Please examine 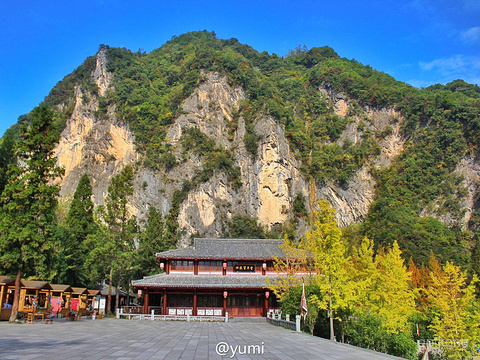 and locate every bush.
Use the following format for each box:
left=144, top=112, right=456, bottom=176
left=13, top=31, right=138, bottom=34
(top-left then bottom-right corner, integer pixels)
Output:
left=345, top=313, right=417, bottom=360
